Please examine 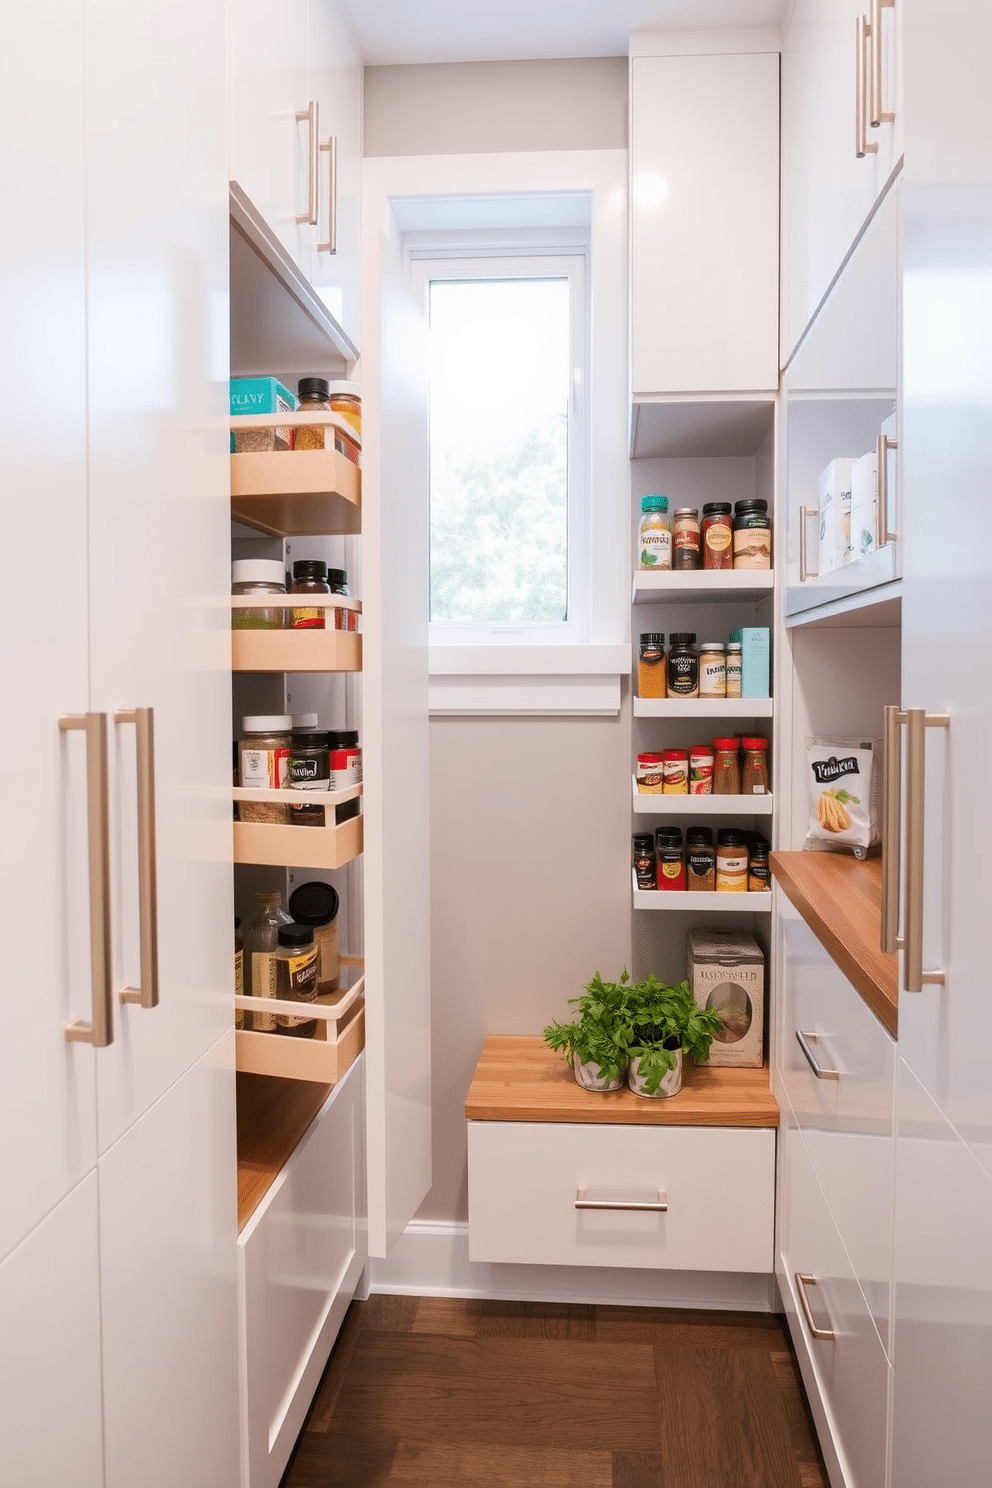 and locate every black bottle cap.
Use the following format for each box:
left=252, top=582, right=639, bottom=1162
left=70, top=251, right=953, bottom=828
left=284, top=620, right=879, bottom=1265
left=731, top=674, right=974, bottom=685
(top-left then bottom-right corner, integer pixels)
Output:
left=669, top=633, right=697, bottom=646
left=277, top=923, right=315, bottom=948
left=734, top=499, right=769, bottom=515
left=288, top=881, right=340, bottom=927
left=702, top=502, right=732, bottom=515
left=297, top=377, right=330, bottom=399
left=292, top=559, right=328, bottom=580
left=327, top=730, right=359, bottom=749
